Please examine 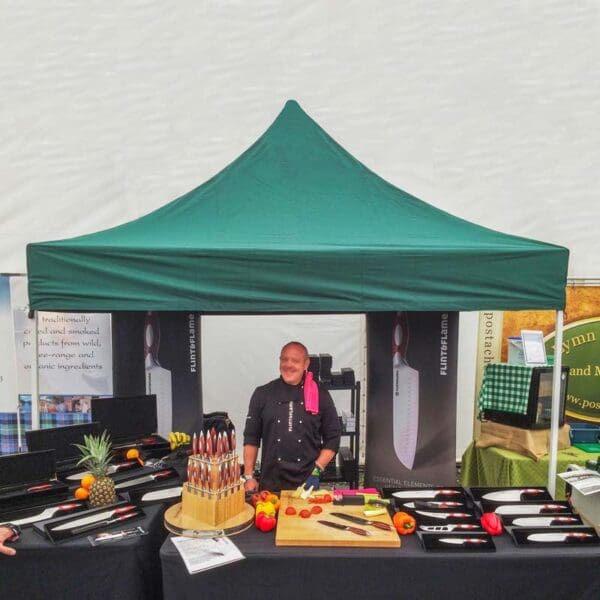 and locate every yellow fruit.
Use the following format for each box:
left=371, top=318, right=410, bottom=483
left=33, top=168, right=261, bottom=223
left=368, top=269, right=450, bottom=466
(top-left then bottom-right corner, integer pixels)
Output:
left=81, top=474, right=96, bottom=490
left=126, top=448, right=140, bottom=460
